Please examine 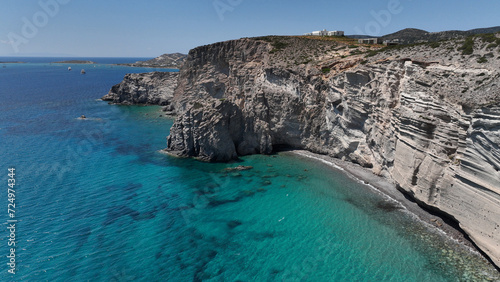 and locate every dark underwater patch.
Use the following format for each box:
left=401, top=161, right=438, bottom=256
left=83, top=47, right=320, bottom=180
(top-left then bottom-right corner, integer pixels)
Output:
left=125, top=193, right=138, bottom=200
left=72, top=226, right=92, bottom=253
left=193, top=249, right=219, bottom=282
left=124, top=183, right=143, bottom=192
left=227, top=220, right=243, bottom=229
left=103, top=205, right=140, bottom=226
left=375, top=200, right=402, bottom=212
left=253, top=231, right=275, bottom=241
left=207, top=197, right=241, bottom=208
